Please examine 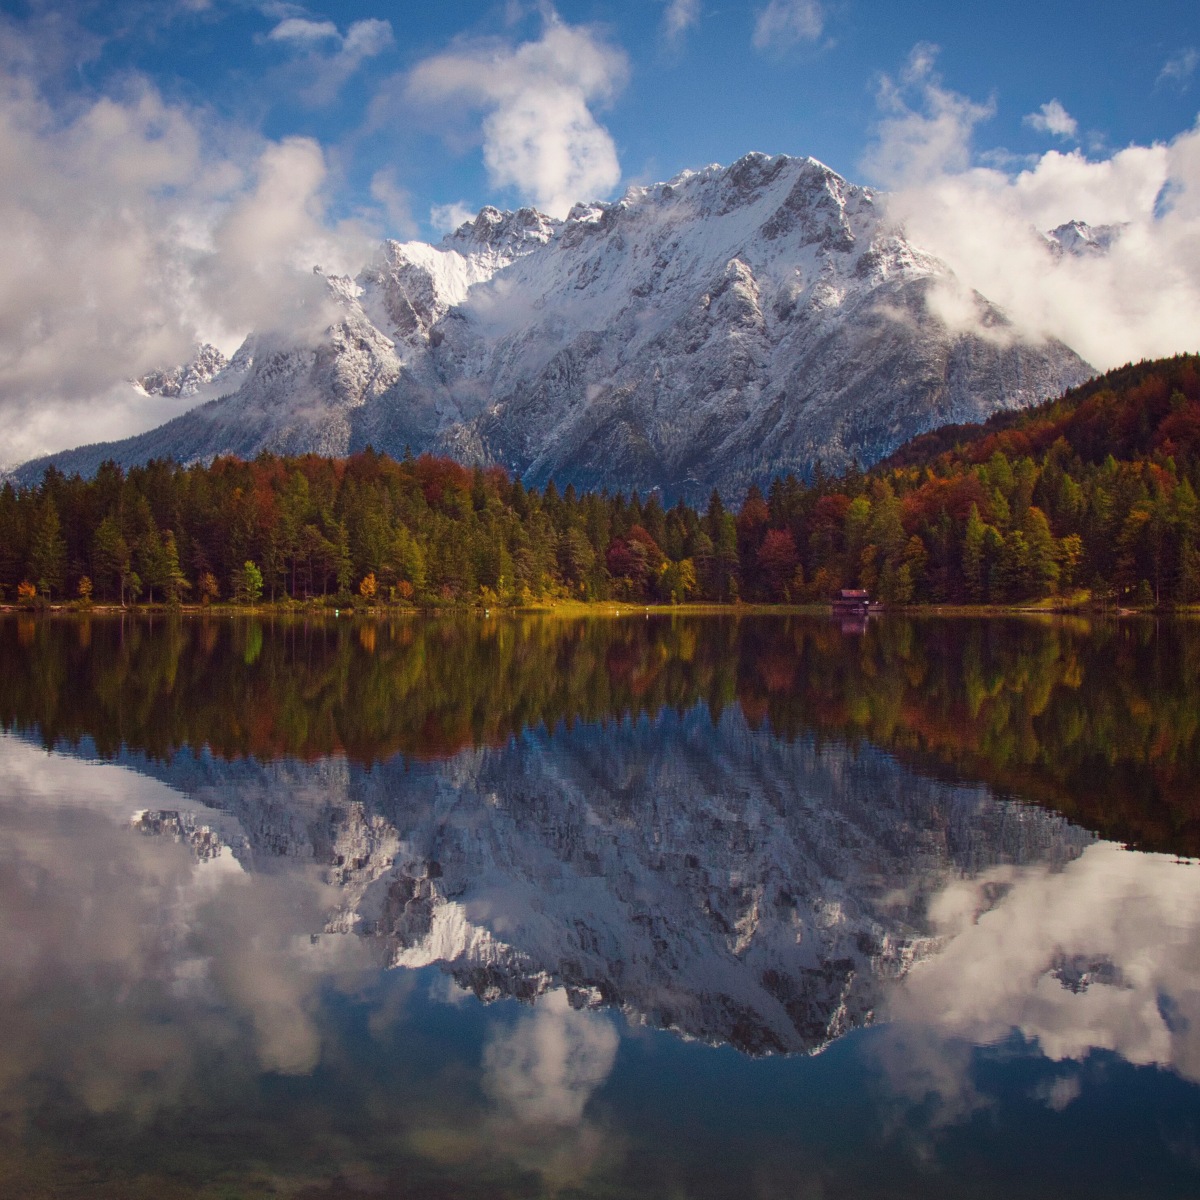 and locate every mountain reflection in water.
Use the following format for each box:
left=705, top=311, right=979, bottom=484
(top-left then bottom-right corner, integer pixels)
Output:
left=1, top=612, right=1199, bottom=1198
